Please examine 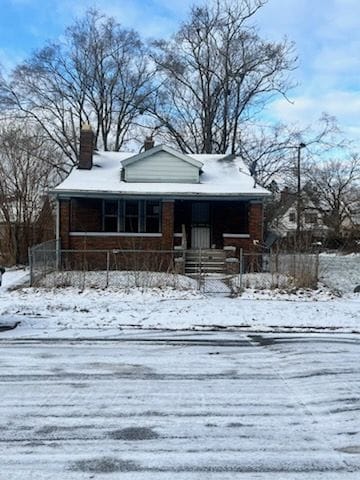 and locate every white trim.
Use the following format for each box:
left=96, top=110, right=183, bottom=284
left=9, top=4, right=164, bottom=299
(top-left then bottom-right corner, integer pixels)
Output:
left=174, top=233, right=183, bottom=238
left=69, top=232, right=162, bottom=238
left=54, top=190, right=270, bottom=199
left=222, top=233, right=250, bottom=238
left=121, top=144, right=203, bottom=169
